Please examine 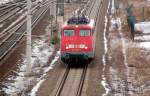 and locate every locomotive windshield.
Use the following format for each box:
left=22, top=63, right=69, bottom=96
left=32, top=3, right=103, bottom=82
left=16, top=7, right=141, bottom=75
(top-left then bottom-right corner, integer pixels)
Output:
left=79, top=30, right=90, bottom=36
left=64, top=30, right=75, bottom=36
